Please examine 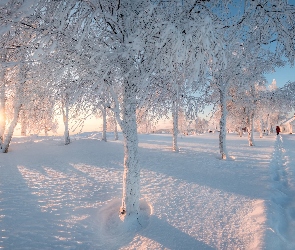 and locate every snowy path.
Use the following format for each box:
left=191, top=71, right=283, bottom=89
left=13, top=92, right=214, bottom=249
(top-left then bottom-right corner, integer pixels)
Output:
left=266, top=134, right=295, bottom=250
left=0, top=132, right=293, bottom=249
